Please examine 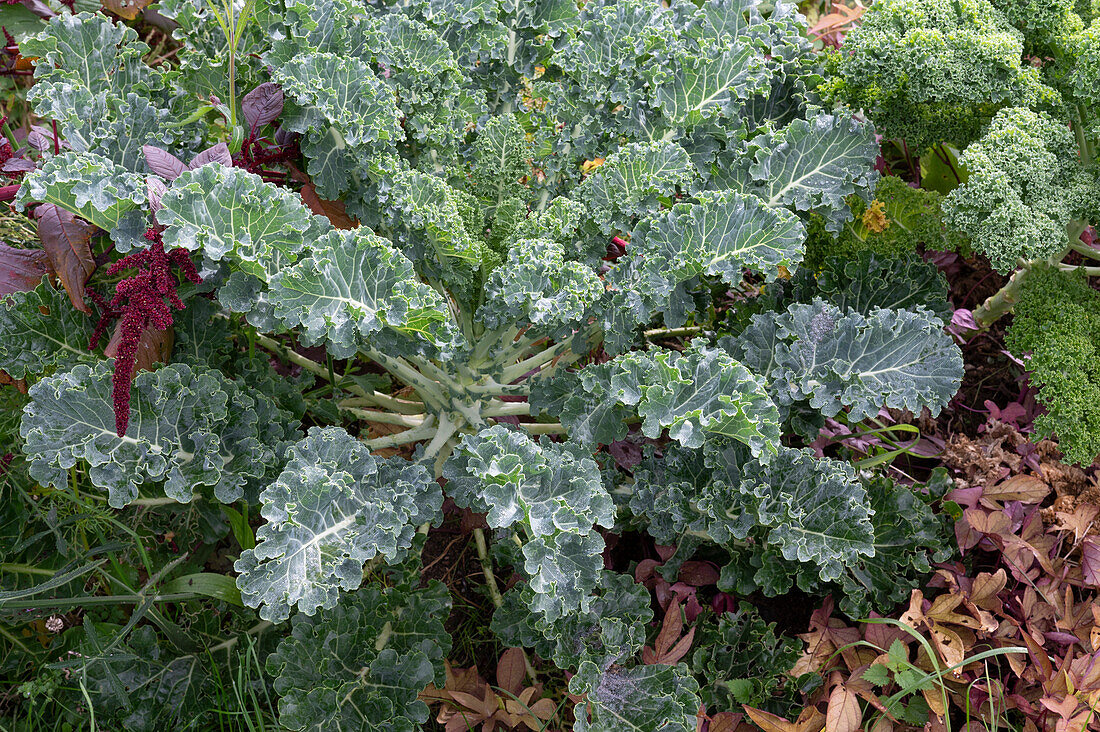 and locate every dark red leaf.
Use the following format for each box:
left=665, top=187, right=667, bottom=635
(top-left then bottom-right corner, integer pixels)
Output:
left=105, top=318, right=173, bottom=373
left=300, top=183, right=357, bottom=229
left=242, top=82, right=284, bottom=130
left=190, top=143, right=232, bottom=169
left=678, top=561, right=720, bottom=587
left=0, top=242, right=51, bottom=297
left=143, top=145, right=188, bottom=181
left=147, top=177, right=168, bottom=216
left=34, top=203, right=95, bottom=313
